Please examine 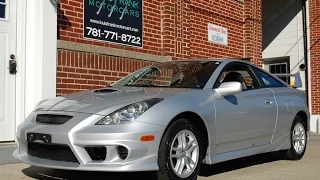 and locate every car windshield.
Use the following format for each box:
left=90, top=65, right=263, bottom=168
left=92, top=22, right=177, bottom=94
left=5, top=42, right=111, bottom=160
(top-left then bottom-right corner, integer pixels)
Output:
left=111, top=61, right=221, bottom=89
